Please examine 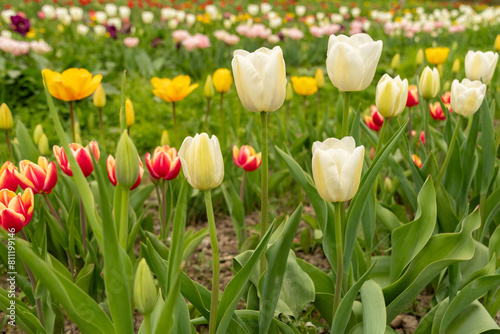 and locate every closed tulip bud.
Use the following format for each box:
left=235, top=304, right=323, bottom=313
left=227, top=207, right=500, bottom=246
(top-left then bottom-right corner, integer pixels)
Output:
left=326, top=34, right=383, bottom=92
left=419, top=131, right=425, bottom=146
left=375, top=74, right=408, bottom=118
left=33, top=124, right=43, bottom=145
left=415, top=48, right=424, bottom=66
left=391, top=53, right=400, bottom=70
left=17, top=157, right=57, bottom=194
left=0, top=161, right=20, bottom=192
left=231, top=46, right=286, bottom=112
left=450, top=79, right=486, bottom=117
left=145, top=146, right=181, bottom=181
left=291, top=76, right=318, bottom=96
left=161, top=130, right=170, bottom=146
left=134, top=259, right=156, bottom=315
left=53, top=141, right=100, bottom=177
left=38, top=134, right=49, bottom=155
left=115, top=130, right=140, bottom=189
left=285, top=82, right=293, bottom=102
left=121, top=98, right=135, bottom=127
left=495, top=35, right=500, bottom=51
left=315, top=68, right=324, bottom=89
left=370, top=105, right=384, bottom=126
left=464, top=51, right=498, bottom=84
left=412, top=154, right=422, bottom=169
left=312, top=137, right=365, bottom=202
left=418, top=66, right=440, bottom=99
left=107, top=154, right=143, bottom=190
left=406, top=85, right=419, bottom=108
left=384, top=177, right=393, bottom=193
left=0, top=188, right=34, bottom=233
left=429, top=102, right=446, bottom=121
left=178, top=133, right=224, bottom=191
left=204, top=75, right=215, bottom=99
left=93, top=84, right=106, bottom=108
left=212, top=68, right=233, bottom=93
left=452, top=58, right=460, bottom=73
left=0, top=103, right=13, bottom=130
left=233, top=145, right=262, bottom=172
